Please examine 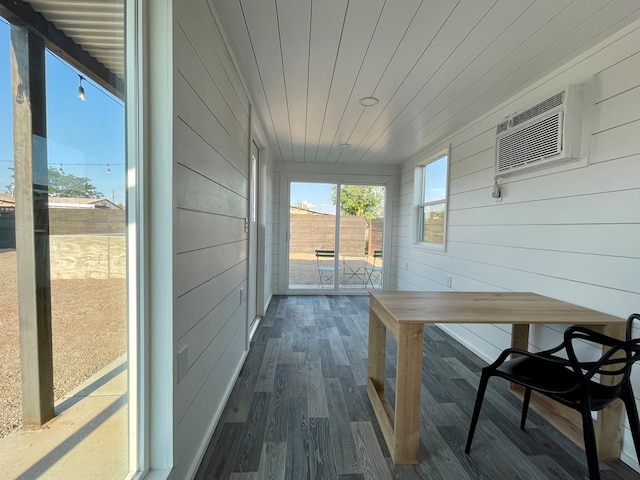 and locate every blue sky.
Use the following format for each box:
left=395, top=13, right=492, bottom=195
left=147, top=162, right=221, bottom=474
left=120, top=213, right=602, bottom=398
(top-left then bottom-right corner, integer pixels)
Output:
left=424, top=156, right=448, bottom=202
left=290, top=182, right=337, bottom=214
left=290, top=182, right=389, bottom=215
left=0, top=20, right=125, bottom=204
